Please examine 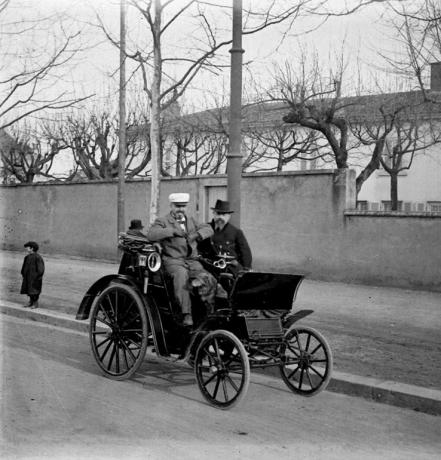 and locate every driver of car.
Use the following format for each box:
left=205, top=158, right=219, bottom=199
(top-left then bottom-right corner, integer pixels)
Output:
left=146, top=193, right=215, bottom=326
